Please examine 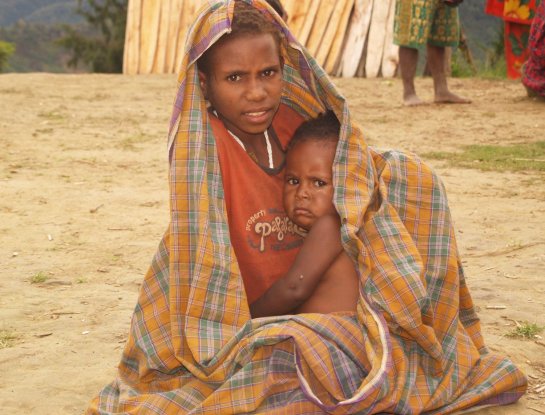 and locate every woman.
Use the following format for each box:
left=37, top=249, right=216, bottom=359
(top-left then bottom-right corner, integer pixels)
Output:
left=87, top=1, right=526, bottom=413
left=522, top=0, right=545, bottom=98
